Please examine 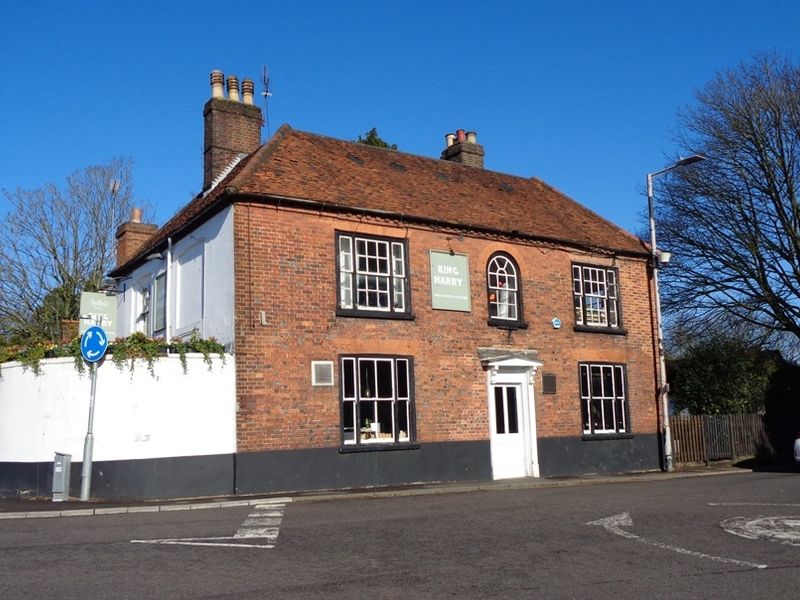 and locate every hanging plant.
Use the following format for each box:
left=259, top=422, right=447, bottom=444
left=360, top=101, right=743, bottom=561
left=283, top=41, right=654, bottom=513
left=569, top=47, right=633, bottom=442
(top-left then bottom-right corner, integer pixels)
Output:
left=109, top=332, right=162, bottom=377
left=169, top=329, right=226, bottom=373
left=0, top=340, right=81, bottom=378
left=15, top=343, right=50, bottom=376
left=0, top=331, right=226, bottom=378
left=49, top=336, right=86, bottom=374
left=0, top=345, right=15, bottom=378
